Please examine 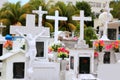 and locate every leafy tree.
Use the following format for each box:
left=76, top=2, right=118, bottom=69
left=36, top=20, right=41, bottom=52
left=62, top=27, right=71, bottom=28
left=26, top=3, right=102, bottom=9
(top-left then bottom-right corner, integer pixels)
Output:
left=84, top=27, right=97, bottom=47
left=0, top=2, right=27, bottom=35
left=76, top=1, right=94, bottom=27
left=76, top=1, right=91, bottom=16
left=110, top=1, right=120, bottom=19
left=46, top=1, right=78, bottom=33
